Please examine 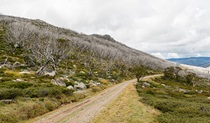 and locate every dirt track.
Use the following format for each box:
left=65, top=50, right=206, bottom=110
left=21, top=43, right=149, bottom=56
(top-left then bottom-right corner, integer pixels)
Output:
left=32, top=79, right=136, bottom=123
